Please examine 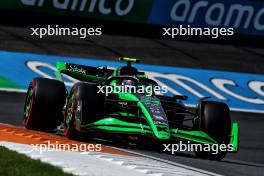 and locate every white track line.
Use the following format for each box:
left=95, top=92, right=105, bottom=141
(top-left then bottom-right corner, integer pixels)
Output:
left=0, top=88, right=27, bottom=93
left=110, top=146, right=222, bottom=176
left=0, top=142, right=220, bottom=176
